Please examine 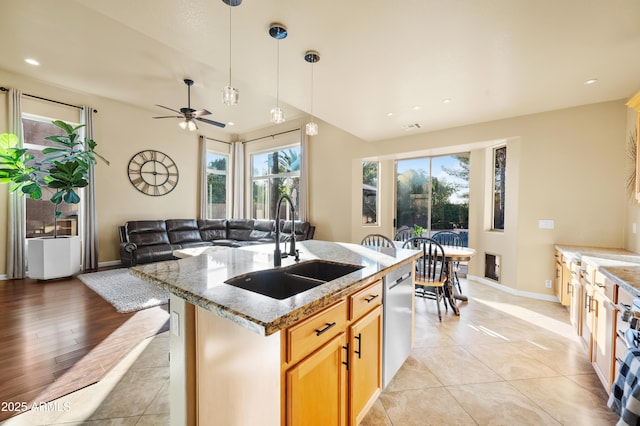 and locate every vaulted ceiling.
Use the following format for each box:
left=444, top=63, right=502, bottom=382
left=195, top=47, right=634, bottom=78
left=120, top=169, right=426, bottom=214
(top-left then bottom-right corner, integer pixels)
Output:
left=2, top=0, right=640, bottom=141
